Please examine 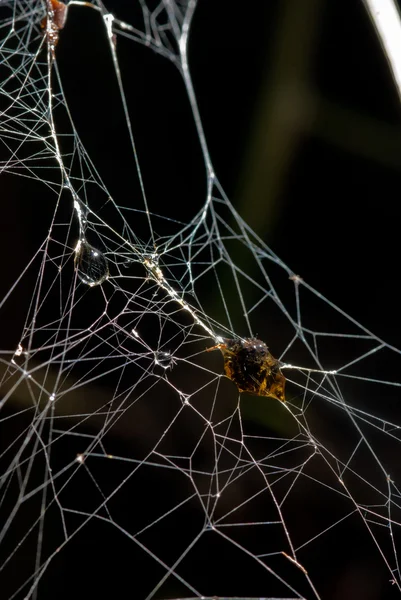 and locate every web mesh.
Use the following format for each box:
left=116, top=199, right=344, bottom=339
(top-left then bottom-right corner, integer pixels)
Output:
left=1, top=1, right=401, bottom=599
